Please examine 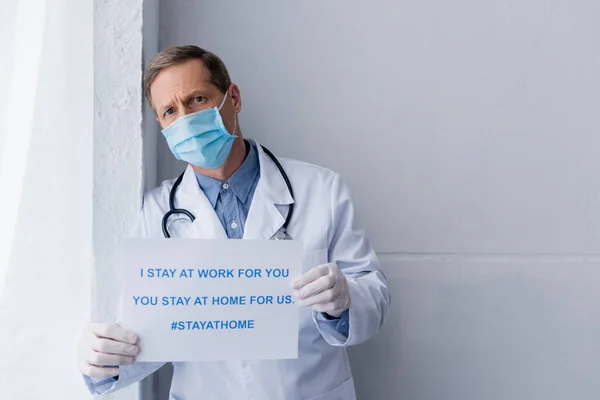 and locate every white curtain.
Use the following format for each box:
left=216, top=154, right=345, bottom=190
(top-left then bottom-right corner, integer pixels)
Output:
left=0, top=0, right=93, bottom=398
